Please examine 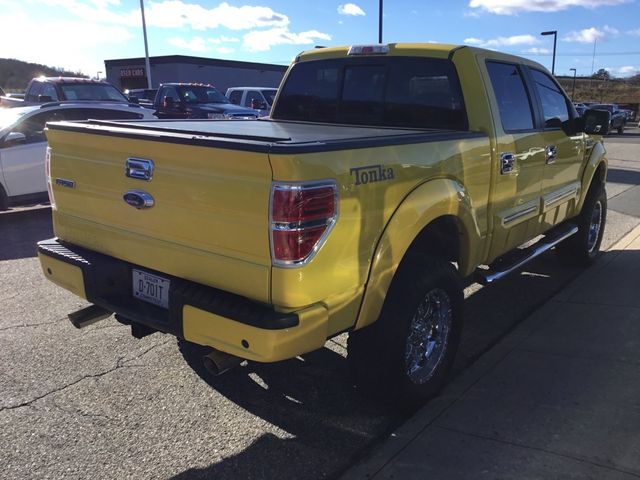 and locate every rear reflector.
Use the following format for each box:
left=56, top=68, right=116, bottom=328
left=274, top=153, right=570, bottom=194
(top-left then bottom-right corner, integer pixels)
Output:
left=270, top=181, right=338, bottom=266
